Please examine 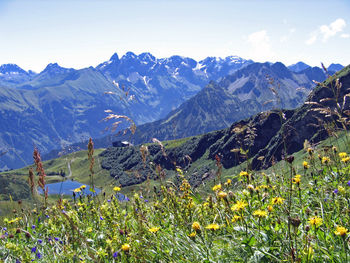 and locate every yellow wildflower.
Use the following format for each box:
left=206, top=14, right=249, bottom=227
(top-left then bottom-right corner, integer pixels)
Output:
left=217, top=191, right=227, bottom=199
left=307, top=147, right=313, bottom=155
left=205, top=224, right=220, bottom=231
left=271, top=197, right=285, bottom=205
left=308, top=216, right=323, bottom=227
left=225, top=179, right=232, bottom=185
left=113, top=186, right=121, bottom=192
left=342, top=157, right=350, bottom=163
left=212, top=184, right=222, bottom=191
left=239, top=171, right=249, bottom=177
left=335, top=226, right=348, bottom=237
left=188, top=232, right=196, bottom=238
left=292, top=174, right=301, bottom=184
left=231, top=215, right=242, bottom=223
left=192, top=222, right=201, bottom=231
left=267, top=205, right=274, bottom=212
left=73, top=188, right=81, bottom=193
left=253, top=209, right=268, bottom=218
left=259, top=184, right=269, bottom=190
left=339, top=152, right=348, bottom=158
left=303, top=161, right=309, bottom=169
left=148, top=227, right=160, bottom=233
left=80, top=185, right=86, bottom=189
left=121, top=243, right=130, bottom=252
left=231, top=200, right=248, bottom=212
left=322, top=156, right=330, bottom=164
